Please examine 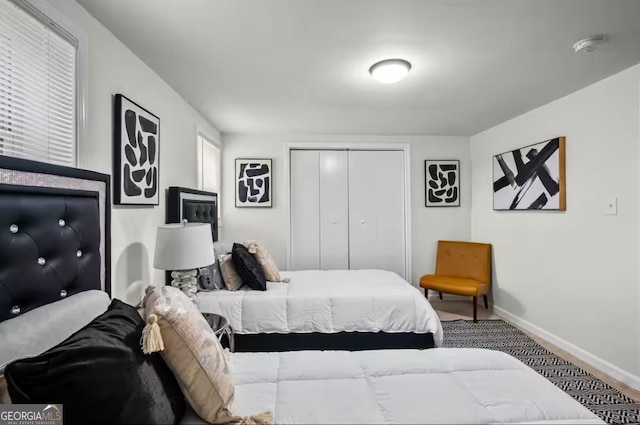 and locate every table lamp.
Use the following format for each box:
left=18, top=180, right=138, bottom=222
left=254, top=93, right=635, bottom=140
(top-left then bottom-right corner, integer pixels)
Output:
left=154, top=221, right=215, bottom=301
